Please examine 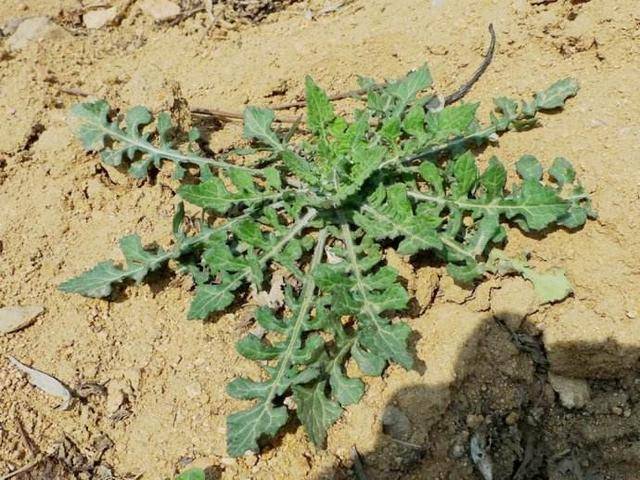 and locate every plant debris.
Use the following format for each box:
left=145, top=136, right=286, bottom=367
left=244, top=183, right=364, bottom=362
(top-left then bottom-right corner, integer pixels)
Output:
left=470, top=431, right=493, bottom=480
left=8, top=356, right=73, bottom=410
left=0, top=305, right=43, bottom=334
